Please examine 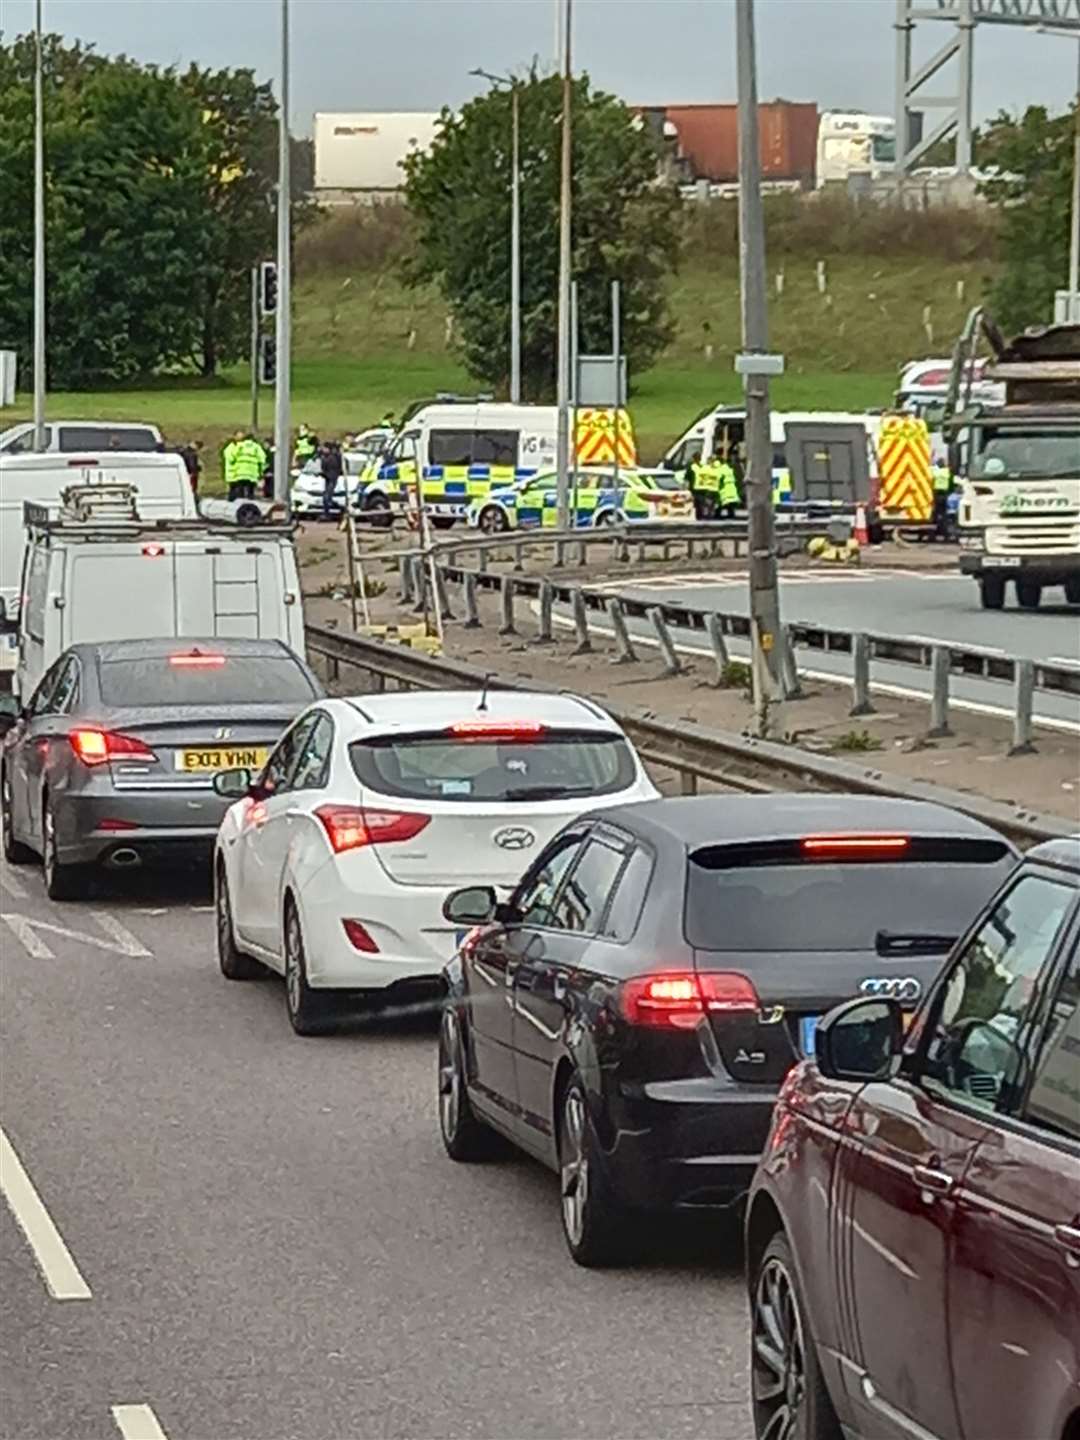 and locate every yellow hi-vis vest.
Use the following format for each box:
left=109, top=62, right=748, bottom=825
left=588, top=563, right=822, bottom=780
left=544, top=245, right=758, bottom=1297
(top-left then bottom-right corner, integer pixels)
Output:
left=694, top=460, right=721, bottom=493
left=932, top=464, right=952, bottom=493
left=717, top=463, right=739, bottom=506
left=232, top=439, right=265, bottom=484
